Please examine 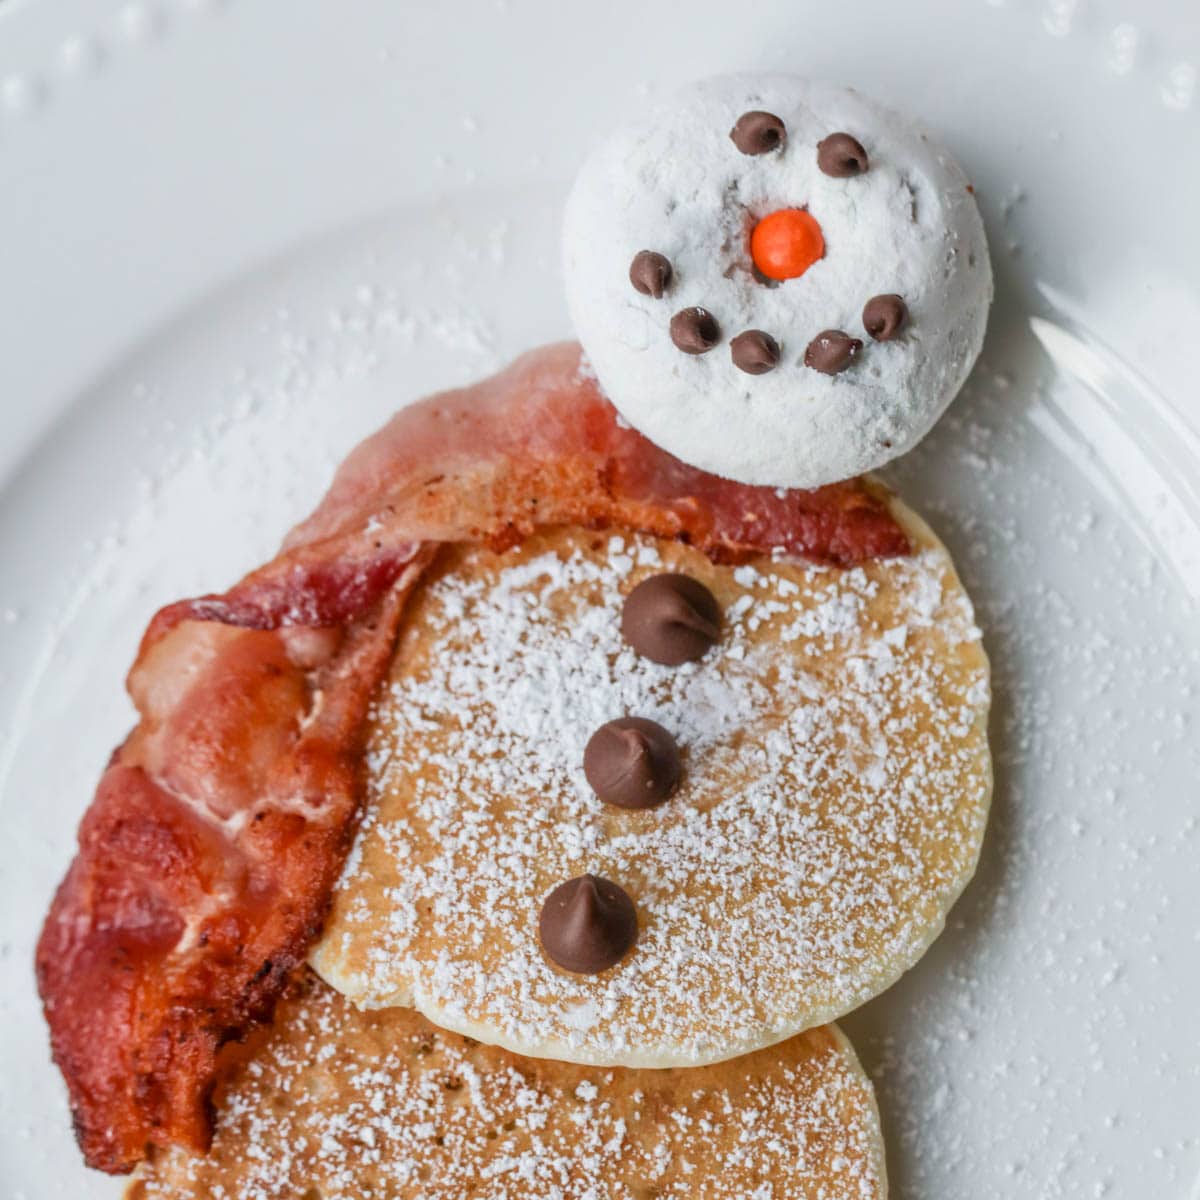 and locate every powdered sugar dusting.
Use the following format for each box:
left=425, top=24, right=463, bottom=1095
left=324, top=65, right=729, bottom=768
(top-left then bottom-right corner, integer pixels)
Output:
left=313, top=518, right=990, bottom=1065
left=130, top=973, right=885, bottom=1200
